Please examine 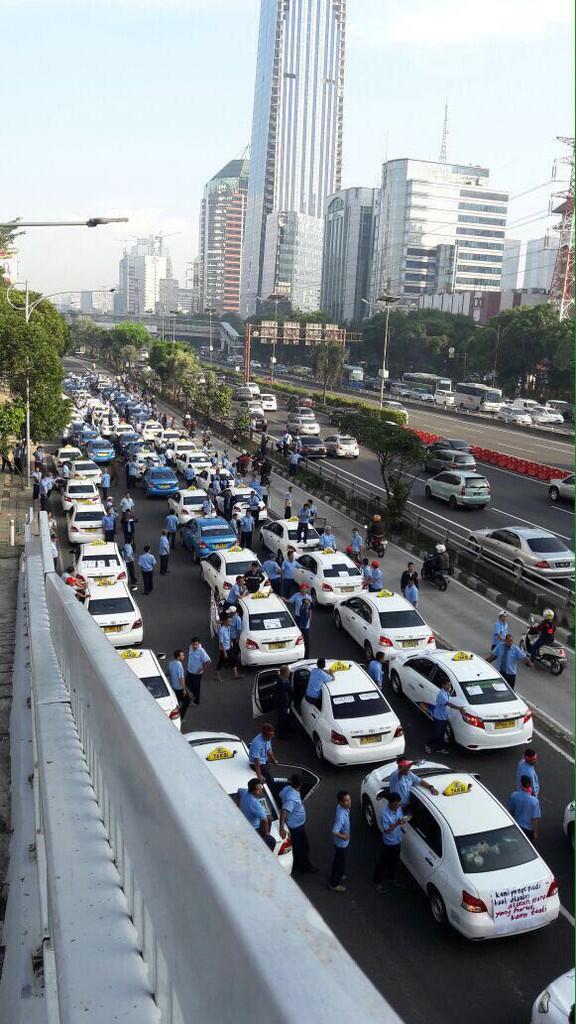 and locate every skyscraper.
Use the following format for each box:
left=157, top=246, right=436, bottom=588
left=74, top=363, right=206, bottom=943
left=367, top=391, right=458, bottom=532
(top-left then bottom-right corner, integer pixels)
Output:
left=320, top=187, right=376, bottom=322
left=240, top=0, right=346, bottom=316
left=117, top=236, right=172, bottom=315
left=524, top=234, right=559, bottom=291
left=198, top=157, right=249, bottom=314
